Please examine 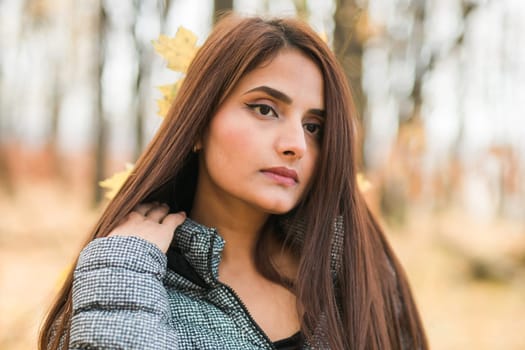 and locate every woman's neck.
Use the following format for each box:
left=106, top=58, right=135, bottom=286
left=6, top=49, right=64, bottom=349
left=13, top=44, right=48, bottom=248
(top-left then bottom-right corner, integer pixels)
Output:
left=190, top=191, right=269, bottom=266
